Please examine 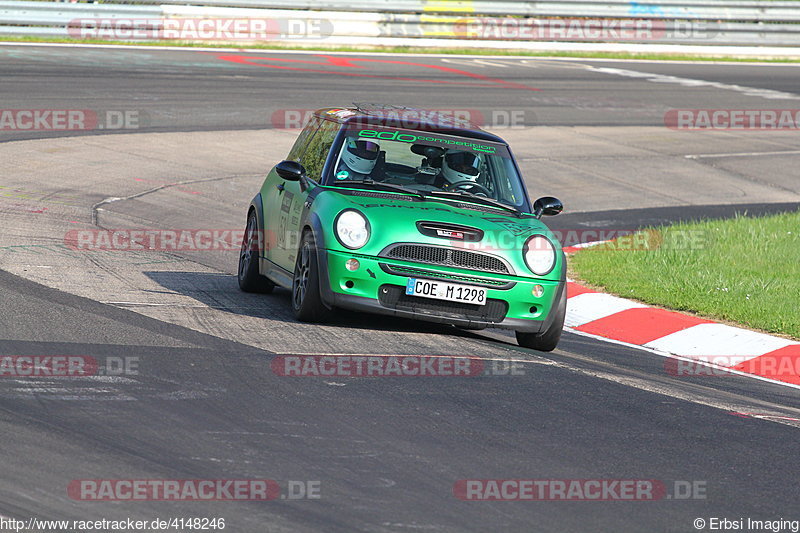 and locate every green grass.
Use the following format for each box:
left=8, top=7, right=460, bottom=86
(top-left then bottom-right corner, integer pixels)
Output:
left=2, top=35, right=800, bottom=62
left=570, top=211, right=800, bottom=339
